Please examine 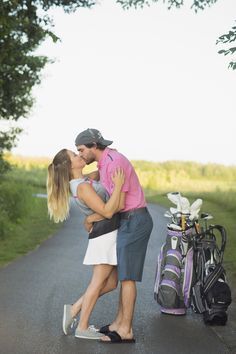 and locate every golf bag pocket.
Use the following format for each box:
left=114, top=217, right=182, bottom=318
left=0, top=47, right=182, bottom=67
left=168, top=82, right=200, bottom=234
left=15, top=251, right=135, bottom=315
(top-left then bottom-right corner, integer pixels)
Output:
left=207, top=279, right=232, bottom=308
left=166, top=250, right=182, bottom=267
left=159, top=248, right=182, bottom=307
left=163, top=265, right=181, bottom=281
left=203, top=273, right=232, bottom=325
left=192, top=281, right=205, bottom=314
left=158, top=279, right=180, bottom=308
